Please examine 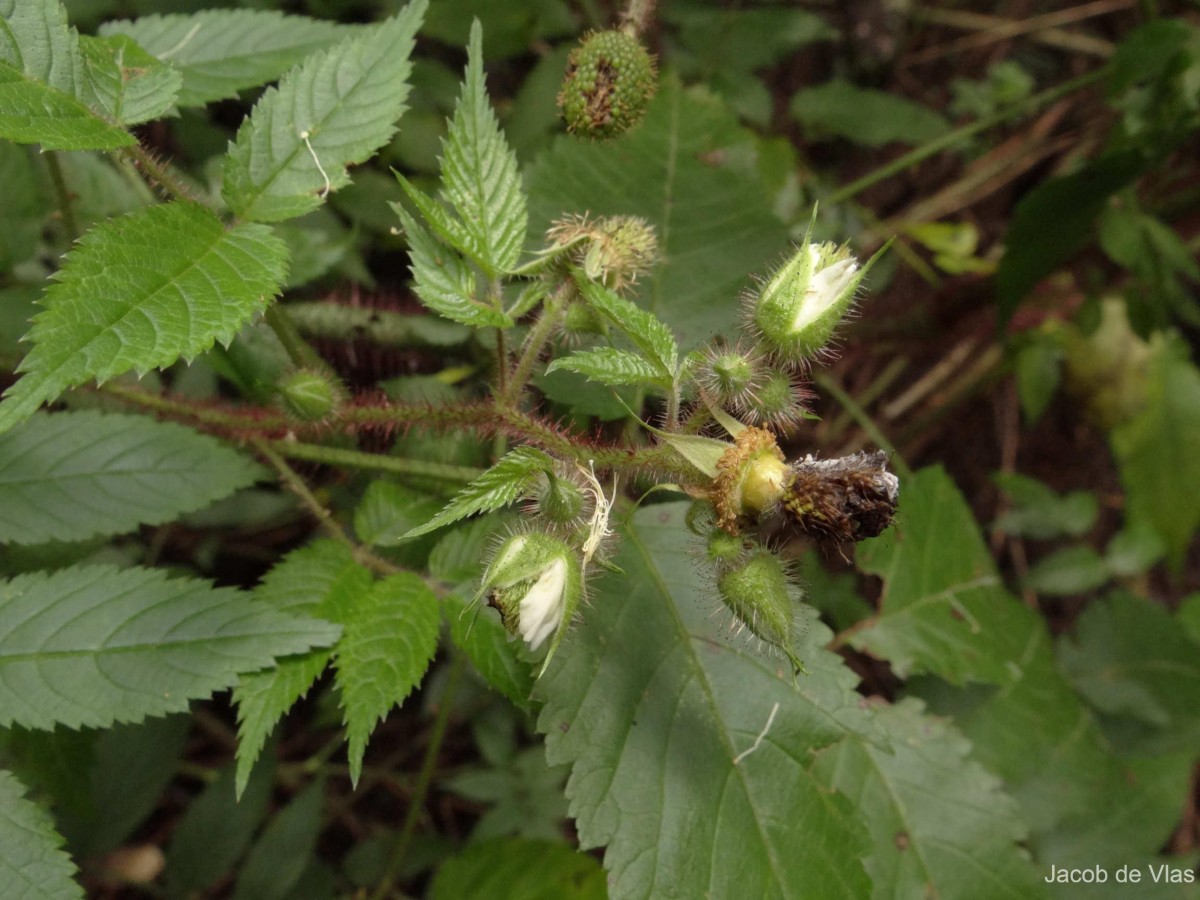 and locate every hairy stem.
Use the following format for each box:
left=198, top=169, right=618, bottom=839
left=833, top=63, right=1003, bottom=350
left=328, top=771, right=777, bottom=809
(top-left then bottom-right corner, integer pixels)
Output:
left=45, top=151, right=78, bottom=242
left=271, top=439, right=483, bottom=483
left=503, top=295, right=564, bottom=407
left=120, top=142, right=197, bottom=204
